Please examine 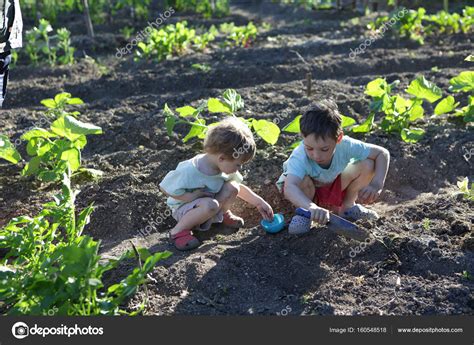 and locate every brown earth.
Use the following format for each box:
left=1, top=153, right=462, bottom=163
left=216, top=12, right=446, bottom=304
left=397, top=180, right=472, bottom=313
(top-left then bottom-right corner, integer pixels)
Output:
left=0, top=1, right=472, bottom=315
